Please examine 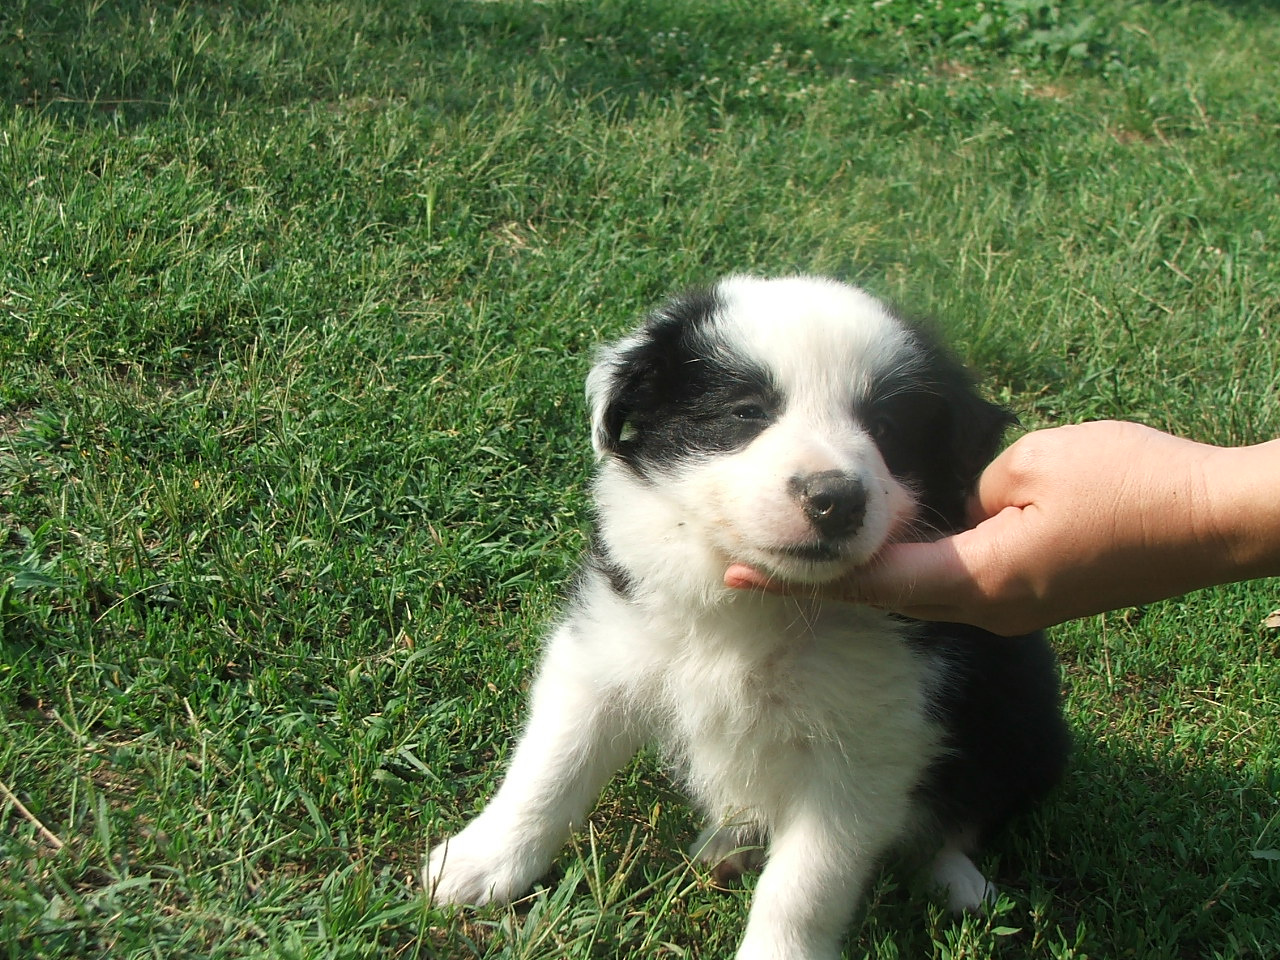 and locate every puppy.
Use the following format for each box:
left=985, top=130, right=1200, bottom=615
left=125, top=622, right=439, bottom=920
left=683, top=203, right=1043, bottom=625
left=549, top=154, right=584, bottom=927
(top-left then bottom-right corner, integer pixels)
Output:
left=424, top=275, right=1069, bottom=960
